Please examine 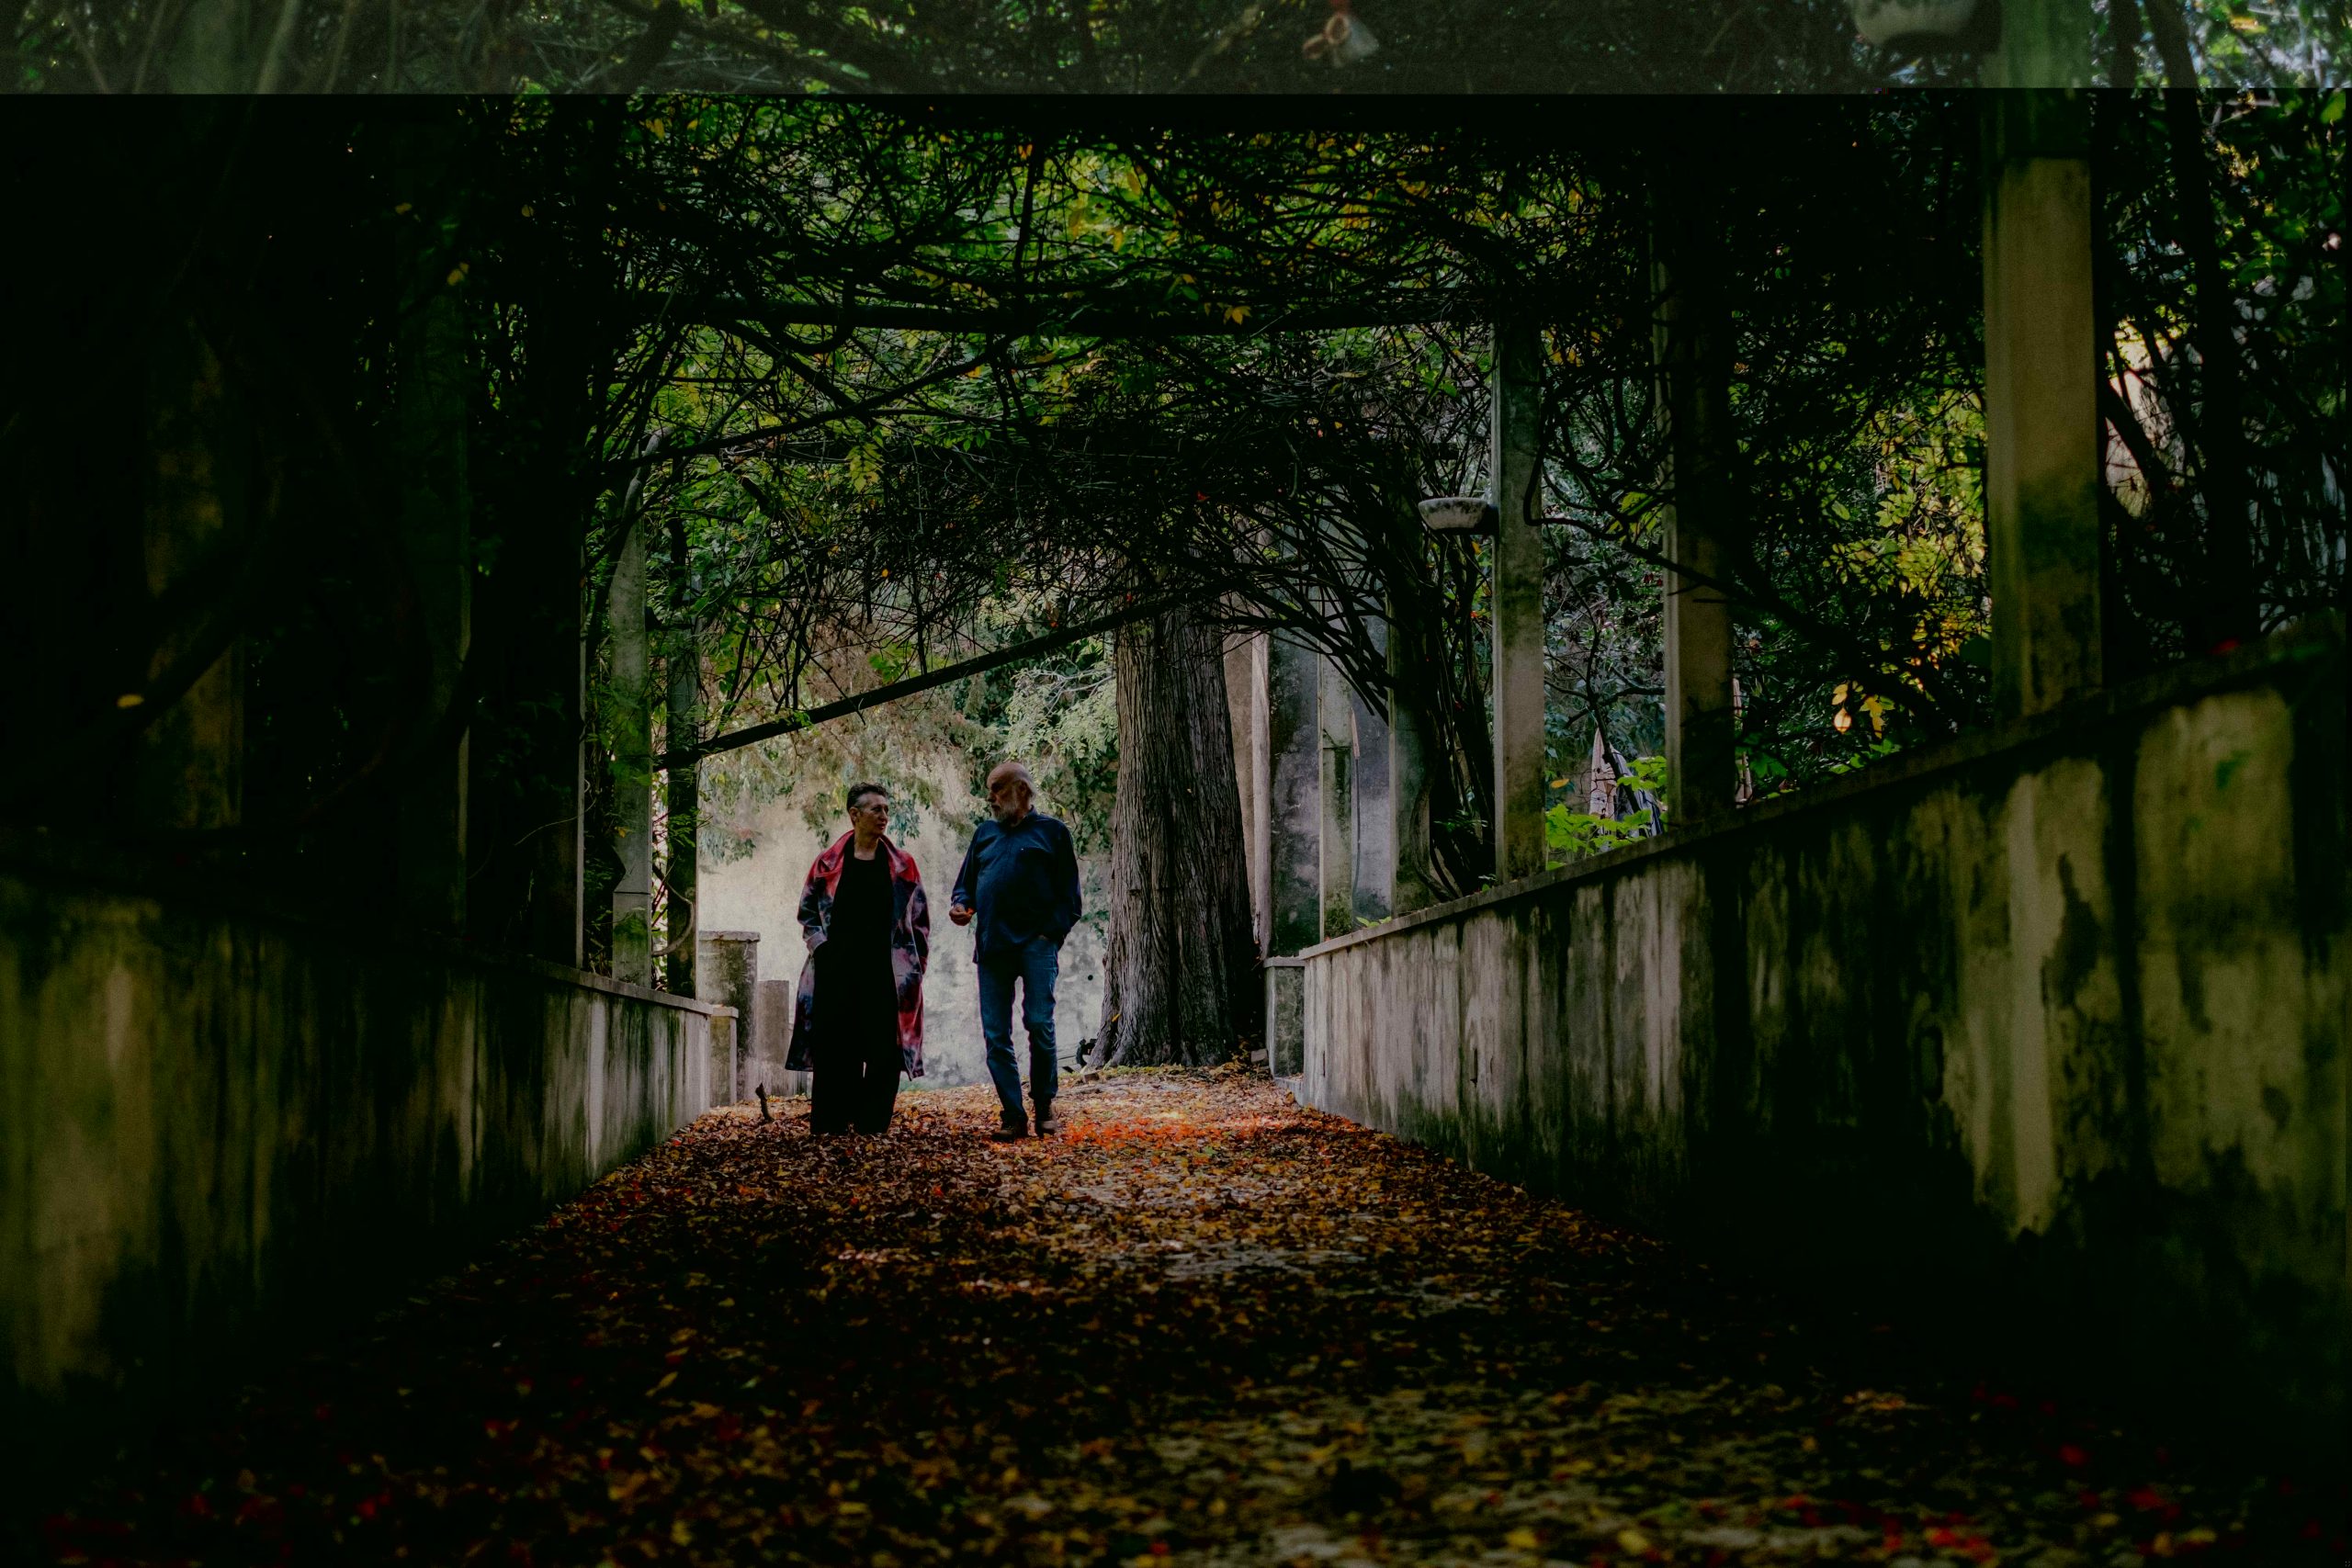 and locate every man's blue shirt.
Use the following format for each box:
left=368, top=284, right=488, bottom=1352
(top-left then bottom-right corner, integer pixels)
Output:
left=952, top=812, right=1082, bottom=960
